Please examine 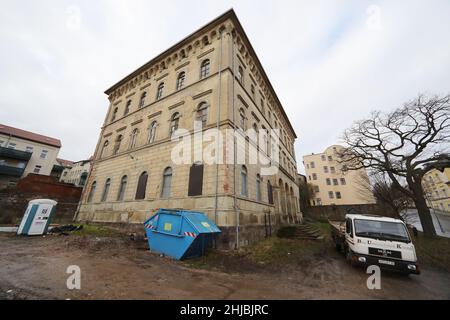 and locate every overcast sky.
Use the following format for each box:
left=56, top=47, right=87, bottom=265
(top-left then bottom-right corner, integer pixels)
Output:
left=1, top=0, right=449, bottom=173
